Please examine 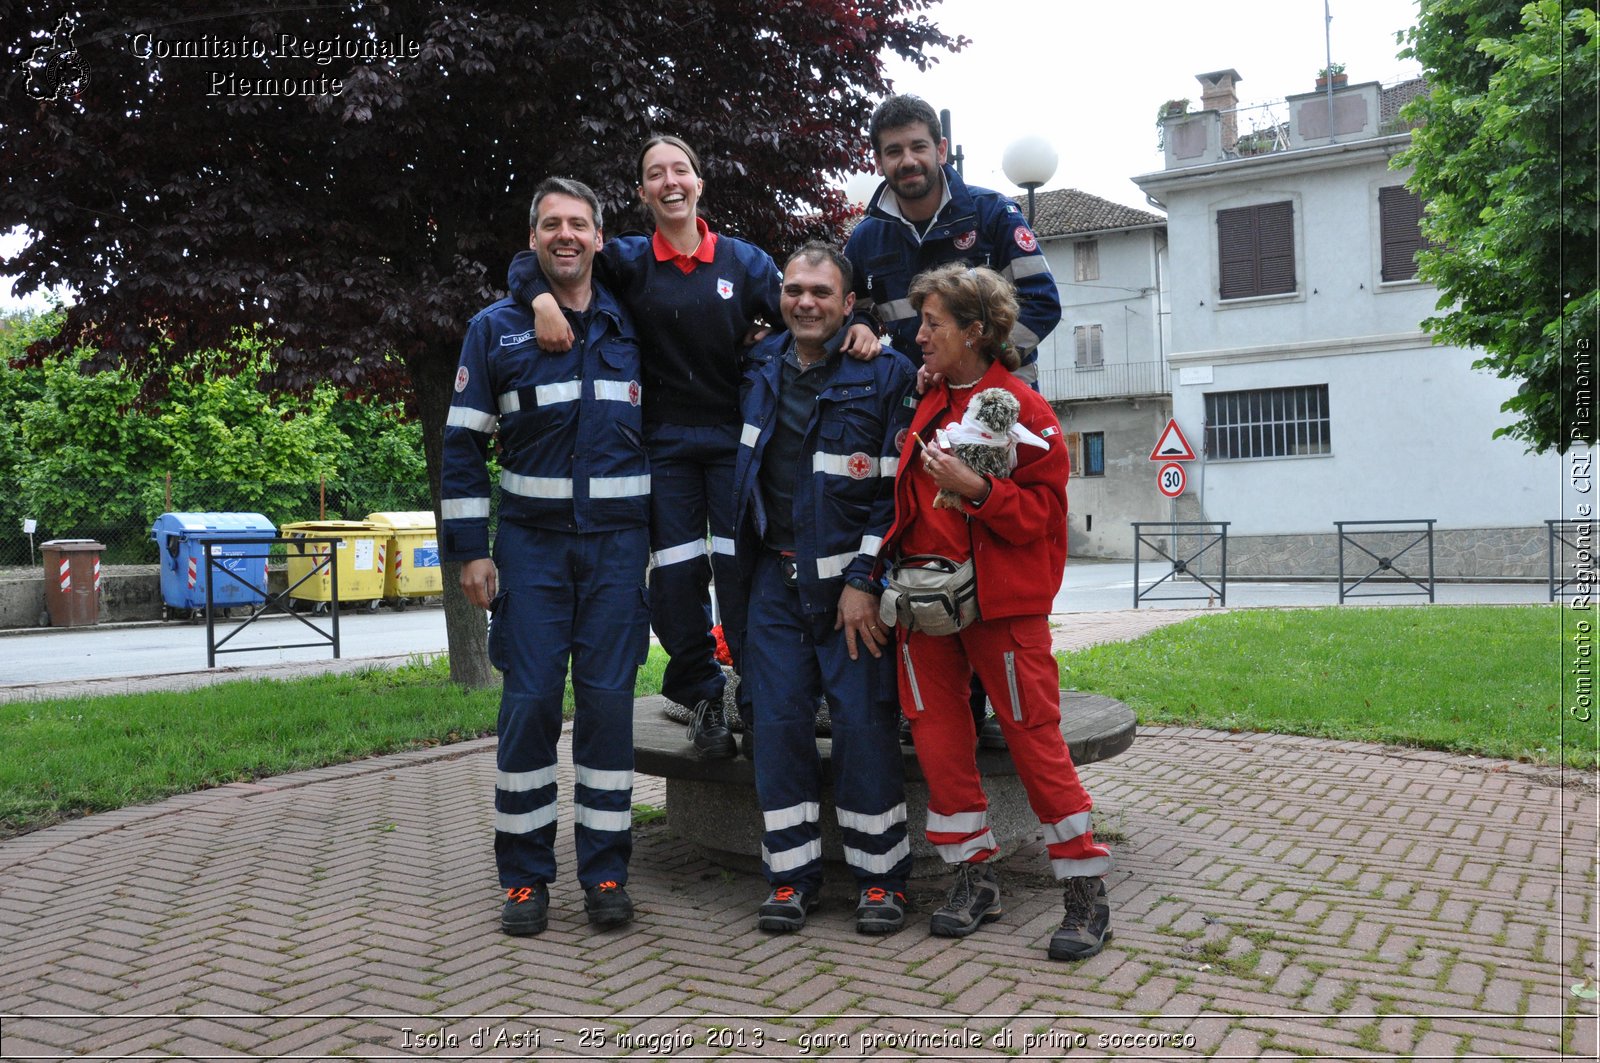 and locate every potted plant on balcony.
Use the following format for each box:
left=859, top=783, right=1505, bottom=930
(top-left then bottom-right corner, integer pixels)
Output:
left=1155, top=98, right=1190, bottom=149
left=1315, top=63, right=1347, bottom=90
